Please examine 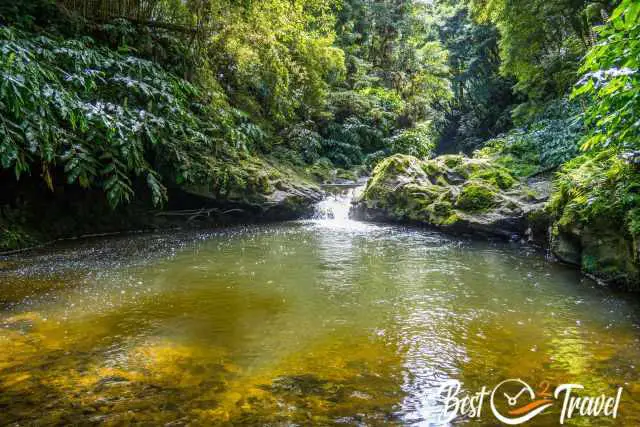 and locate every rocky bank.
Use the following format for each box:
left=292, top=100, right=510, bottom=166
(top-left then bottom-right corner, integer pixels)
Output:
left=353, top=154, right=640, bottom=289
